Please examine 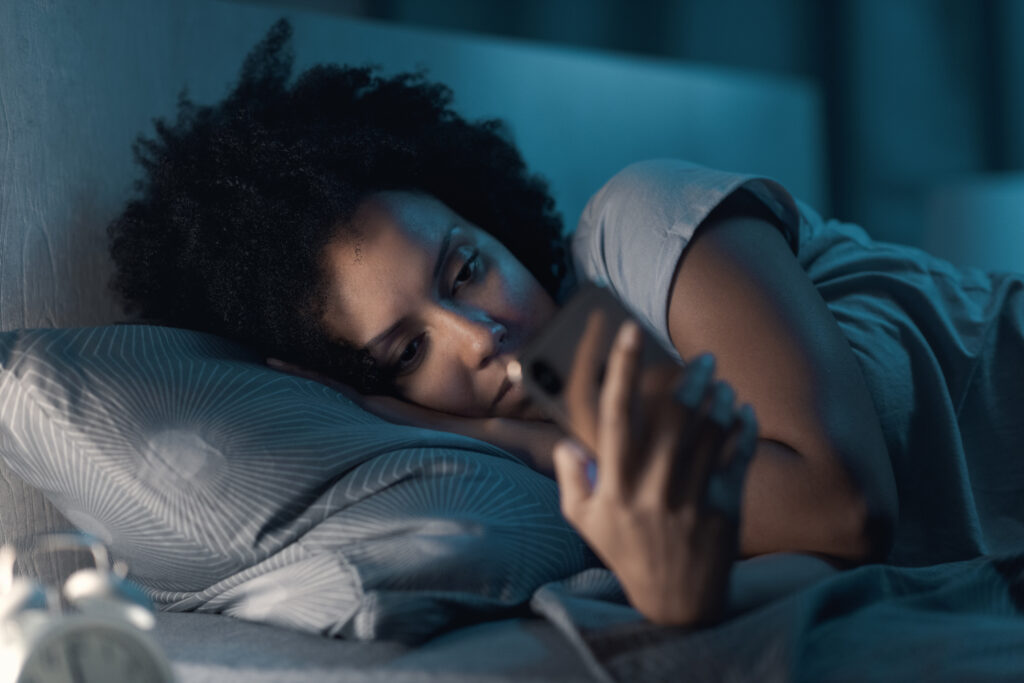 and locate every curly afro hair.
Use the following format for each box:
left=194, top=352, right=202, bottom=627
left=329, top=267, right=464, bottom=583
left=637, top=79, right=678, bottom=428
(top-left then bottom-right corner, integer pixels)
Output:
left=107, top=18, right=572, bottom=394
